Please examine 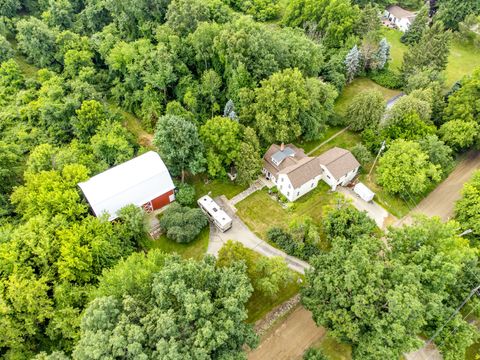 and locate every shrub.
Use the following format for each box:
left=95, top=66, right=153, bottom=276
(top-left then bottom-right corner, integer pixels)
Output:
left=351, top=143, right=373, bottom=166
left=159, top=203, right=208, bottom=243
left=267, top=226, right=321, bottom=261
left=303, top=347, right=328, bottom=360
left=370, top=68, right=403, bottom=89
left=175, top=182, right=196, bottom=206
